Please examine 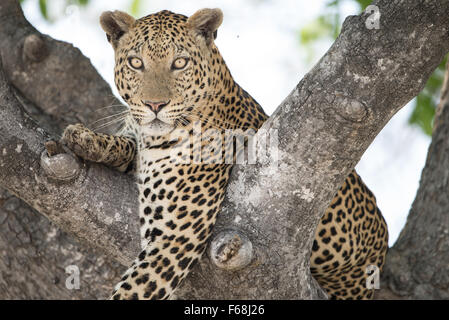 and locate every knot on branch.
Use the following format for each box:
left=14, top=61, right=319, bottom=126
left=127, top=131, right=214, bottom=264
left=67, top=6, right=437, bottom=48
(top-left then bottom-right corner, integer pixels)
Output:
left=345, top=100, right=367, bottom=121
left=23, top=34, right=48, bottom=62
left=209, top=229, right=253, bottom=271
left=40, top=141, right=80, bottom=180
left=335, top=93, right=368, bottom=122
